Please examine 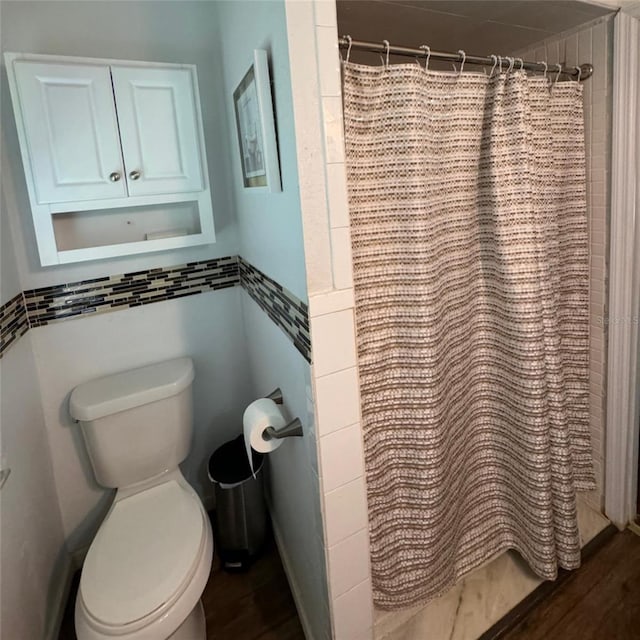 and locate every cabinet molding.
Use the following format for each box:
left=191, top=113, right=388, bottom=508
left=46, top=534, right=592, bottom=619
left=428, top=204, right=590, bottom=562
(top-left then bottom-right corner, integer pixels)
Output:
left=5, top=51, right=216, bottom=266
